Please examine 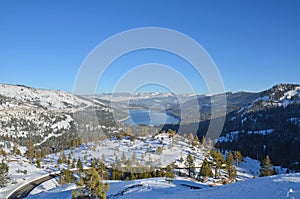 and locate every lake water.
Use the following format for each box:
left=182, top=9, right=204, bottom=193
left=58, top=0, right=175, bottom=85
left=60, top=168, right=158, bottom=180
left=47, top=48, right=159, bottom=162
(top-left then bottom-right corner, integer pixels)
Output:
left=123, top=110, right=179, bottom=126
